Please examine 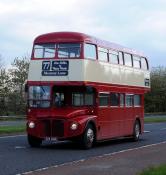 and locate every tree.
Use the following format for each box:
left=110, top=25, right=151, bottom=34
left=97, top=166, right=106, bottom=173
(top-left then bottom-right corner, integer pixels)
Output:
left=0, top=54, right=4, bottom=70
left=8, top=56, right=30, bottom=114
left=0, top=55, right=10, bottom=115
left=0, top=68, right=11, bottom=115
left=145, top=66, right=166, bottom=113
